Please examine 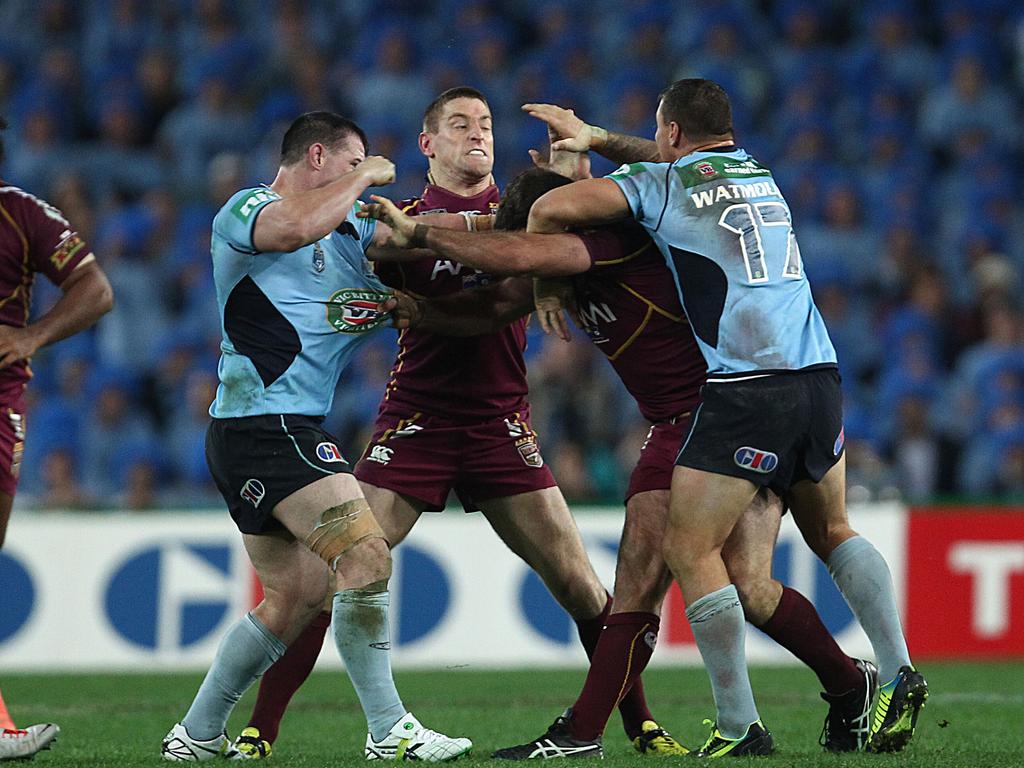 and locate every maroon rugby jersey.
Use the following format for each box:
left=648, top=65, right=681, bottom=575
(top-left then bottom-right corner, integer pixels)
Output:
left=573, top=223, right=706, bottom=422
left=0, top=182, right=93, bottom=393
left=374, top=183, right=530, bottom=420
